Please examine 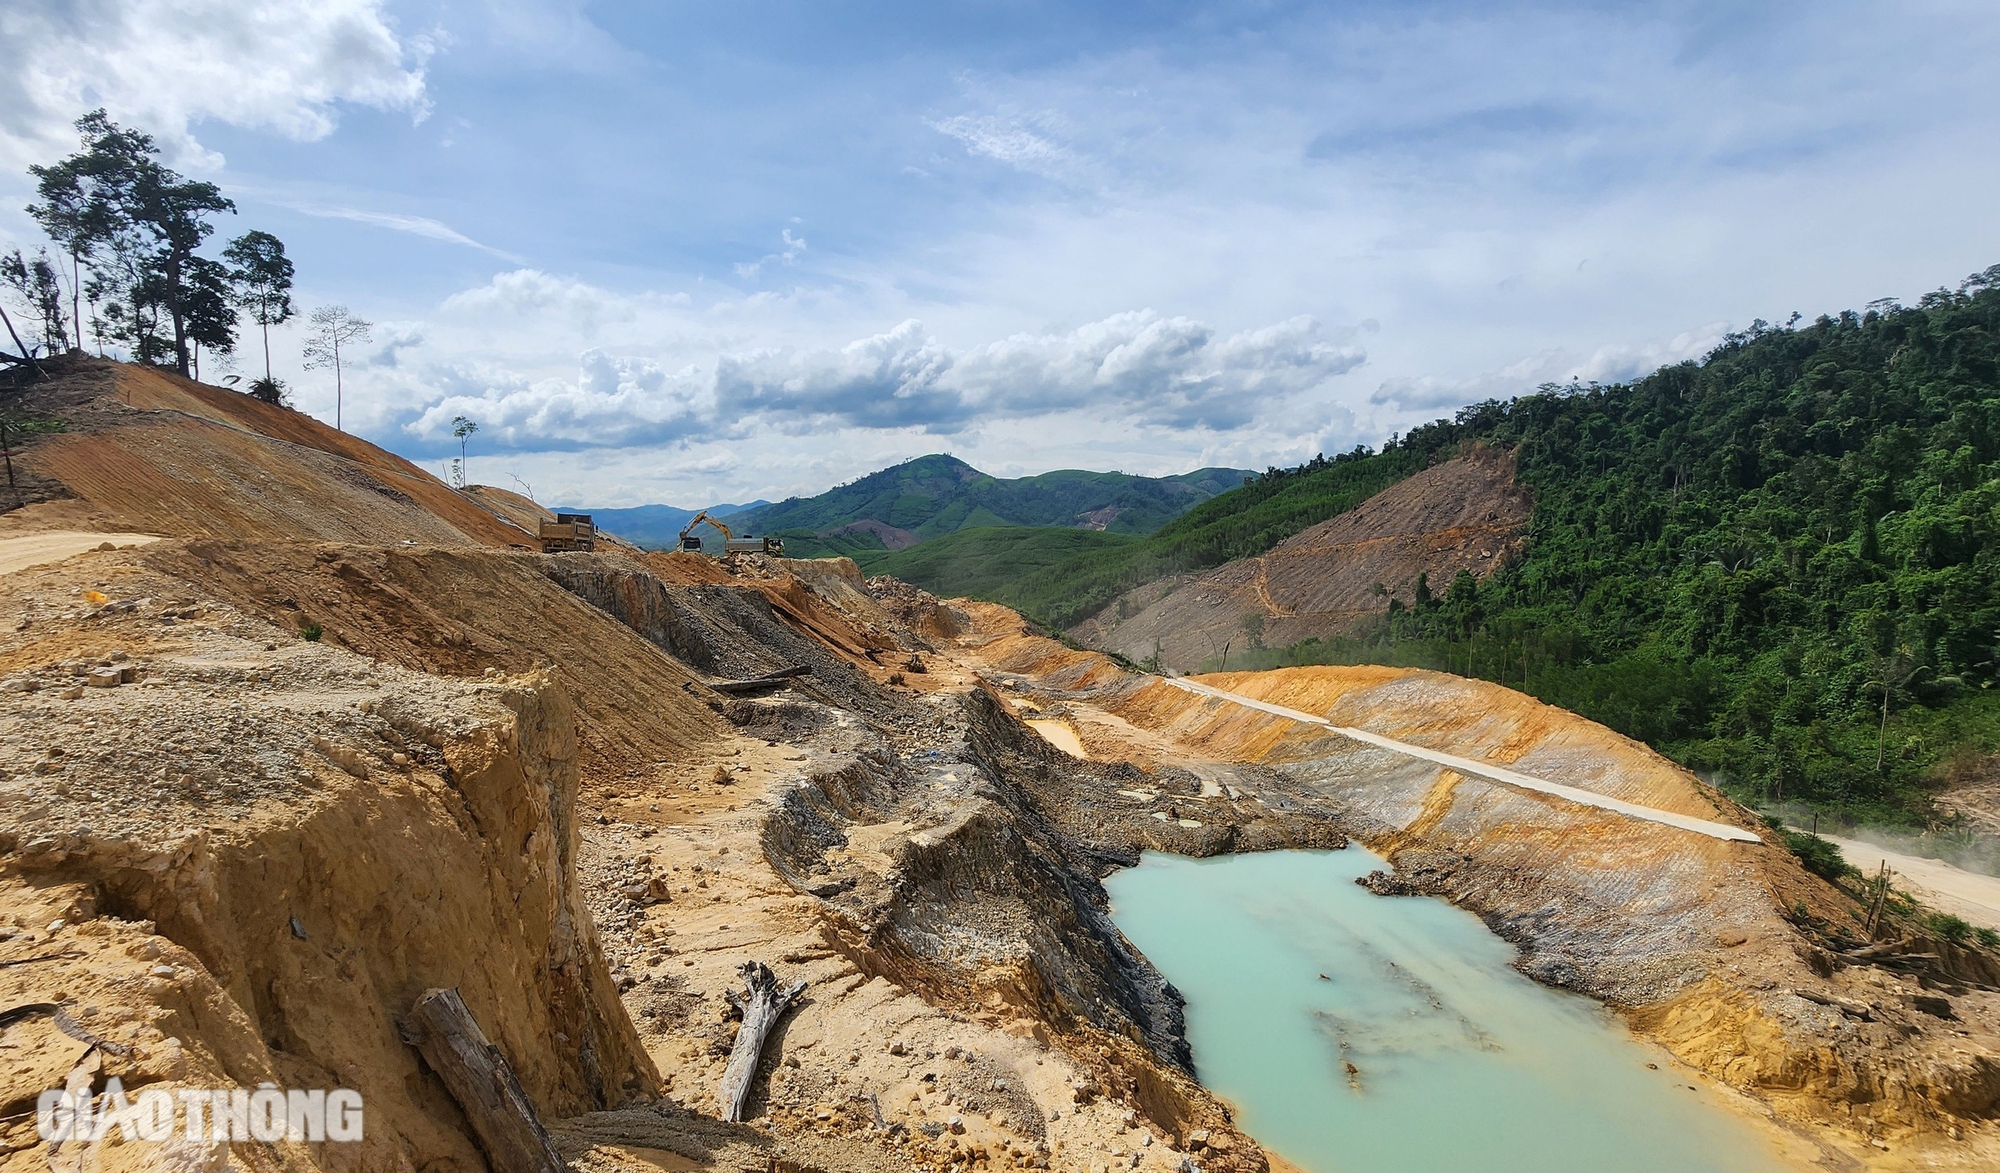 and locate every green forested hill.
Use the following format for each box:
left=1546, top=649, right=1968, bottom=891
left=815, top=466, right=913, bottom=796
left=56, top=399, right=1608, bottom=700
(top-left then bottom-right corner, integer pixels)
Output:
left=936, top=267, right=2000, bottom=823
left=730, top=454, right=1249, bottom=558
left=864, top=526, right=1138, bottom=600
